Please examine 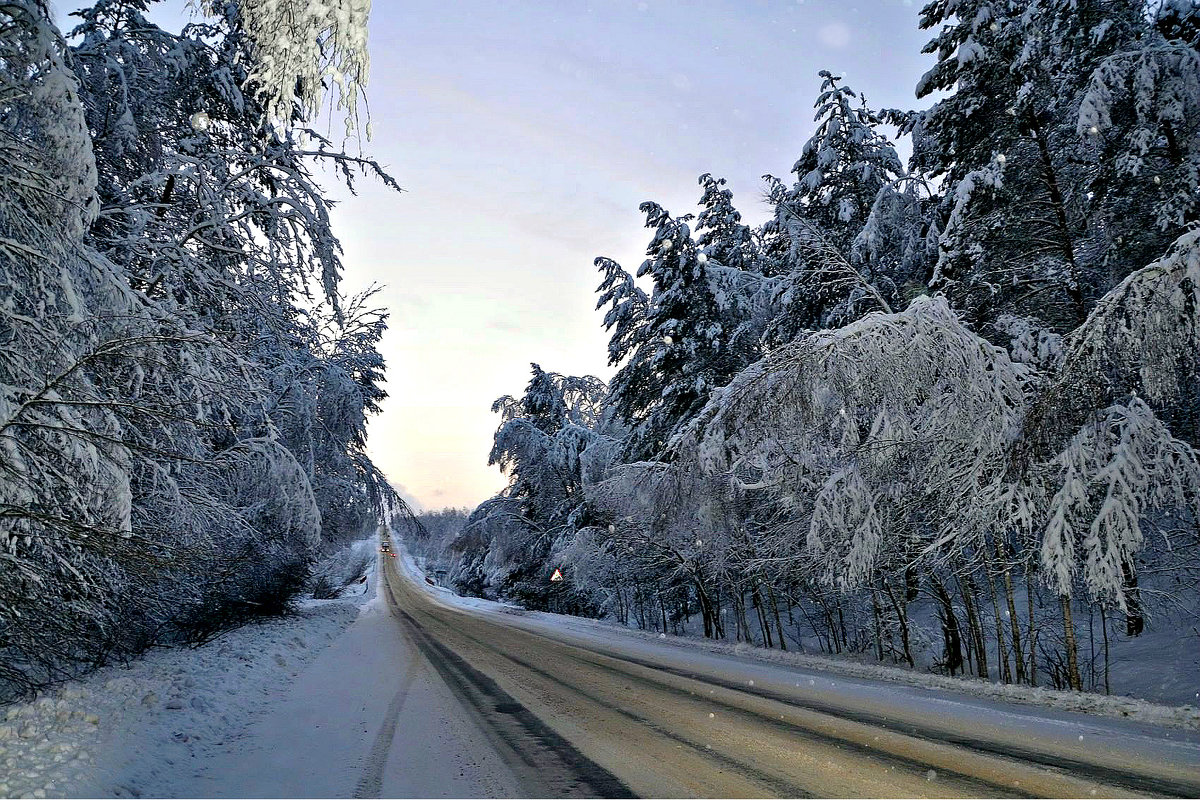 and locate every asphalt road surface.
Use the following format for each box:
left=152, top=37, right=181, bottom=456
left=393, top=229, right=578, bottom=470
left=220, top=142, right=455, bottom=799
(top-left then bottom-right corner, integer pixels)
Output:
left=380, top=549, right=1200, bottom=798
